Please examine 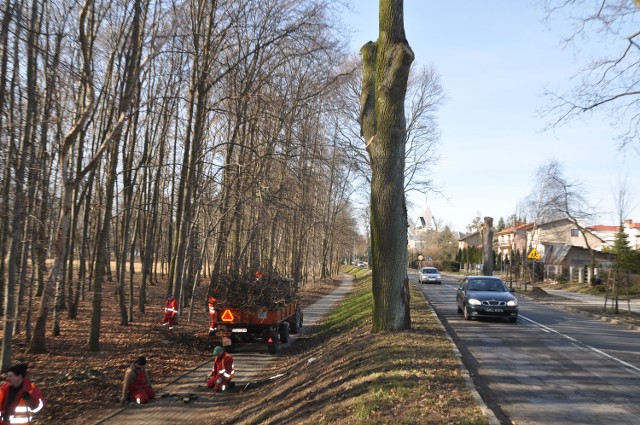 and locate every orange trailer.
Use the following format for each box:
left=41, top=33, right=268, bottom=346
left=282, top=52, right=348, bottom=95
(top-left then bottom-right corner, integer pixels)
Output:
left=212, top=302, right=303, bottom=354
